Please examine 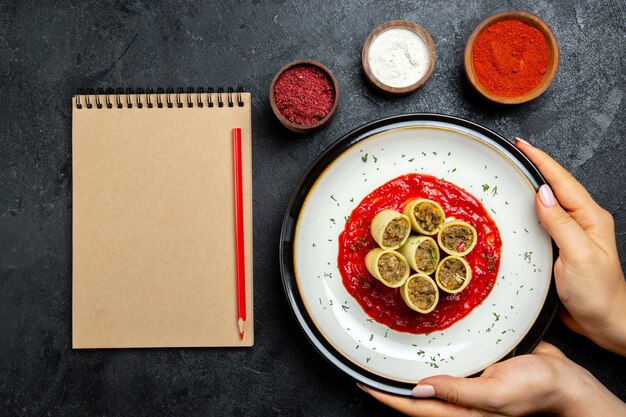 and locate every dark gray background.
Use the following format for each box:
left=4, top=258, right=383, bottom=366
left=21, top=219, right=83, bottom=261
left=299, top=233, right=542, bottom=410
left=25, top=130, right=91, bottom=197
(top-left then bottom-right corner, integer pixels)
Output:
left=1, top=0, right=624, bottom=416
